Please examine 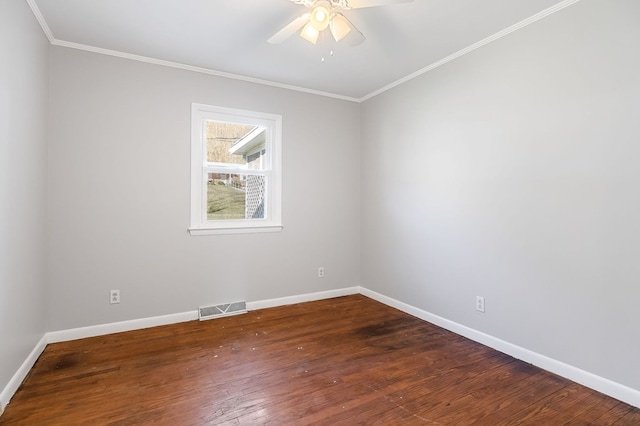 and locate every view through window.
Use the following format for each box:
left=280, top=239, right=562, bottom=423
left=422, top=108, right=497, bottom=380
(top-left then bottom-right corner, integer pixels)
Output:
left=206, top=122, right=266, bottom=221
left=190, top=104, right=282, bottom=235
